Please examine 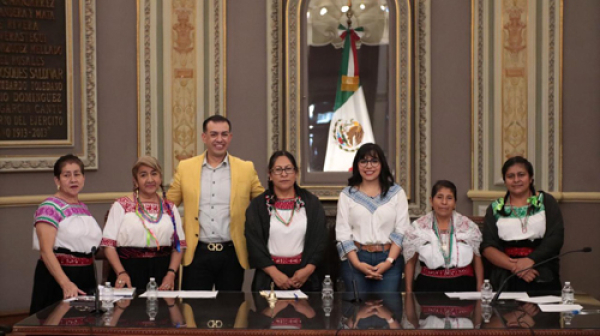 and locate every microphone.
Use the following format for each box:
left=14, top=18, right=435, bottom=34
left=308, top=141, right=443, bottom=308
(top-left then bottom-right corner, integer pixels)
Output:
left=90, top=246, right=101, bottom=314
left=337, top=242, right=362, bottom=303
left=347, top=260, right=362, bottom=303
left=491, top=247, right=592, bottom=305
